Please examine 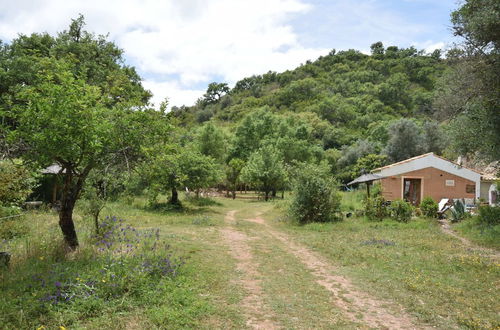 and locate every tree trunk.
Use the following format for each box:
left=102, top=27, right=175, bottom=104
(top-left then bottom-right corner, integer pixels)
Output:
left=232, top=188, right=236, bottom=199
left=281, top=190, right=285, bottom=199
left=196, top=189, right=200, bottom=198
left=264, top=190, right=269, bottom=201
left=170, top=187, right=179, bottom=204
left=94, top=213, right=99, bottom=234
left=272, top=189, right=276, bottom=198
left=59, top=199, right=78, bottom=249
